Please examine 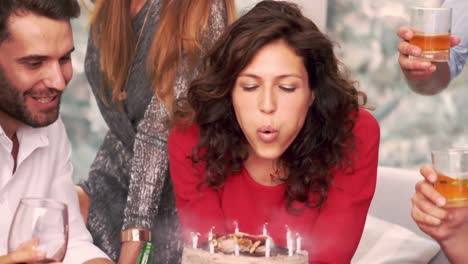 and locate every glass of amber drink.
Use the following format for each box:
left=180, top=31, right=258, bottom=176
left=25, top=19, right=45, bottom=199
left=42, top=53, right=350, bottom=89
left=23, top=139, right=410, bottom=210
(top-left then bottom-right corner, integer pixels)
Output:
left=410, top=7, right=452, bottom=62
left=432, top=149, right=468, bottom=207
